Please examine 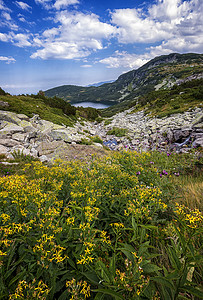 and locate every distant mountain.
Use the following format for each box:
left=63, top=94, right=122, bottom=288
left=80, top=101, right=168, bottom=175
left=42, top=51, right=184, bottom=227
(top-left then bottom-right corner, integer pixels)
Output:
left=44, top=53, right=203, bottom=111
left=86, top=80, right=114, bottom=87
